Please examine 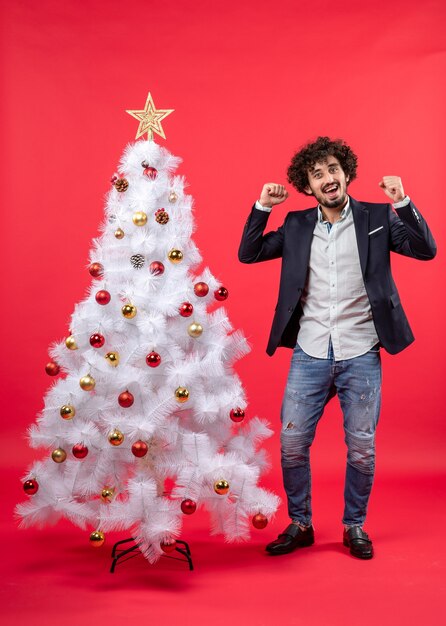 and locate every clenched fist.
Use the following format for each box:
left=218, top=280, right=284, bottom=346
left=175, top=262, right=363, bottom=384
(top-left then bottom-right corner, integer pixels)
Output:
left=259, top=183, right=288, bottom=208
left=379, top=176, right=405, bottom=203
